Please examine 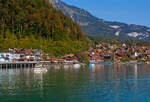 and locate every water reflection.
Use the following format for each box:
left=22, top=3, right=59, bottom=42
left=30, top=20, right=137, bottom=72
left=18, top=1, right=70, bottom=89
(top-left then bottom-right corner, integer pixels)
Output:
left=0, top=64, right=150, bottom=102
left=87, top=63, right=150, bottom=102
left=134, top=64, right=138, bottom=79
